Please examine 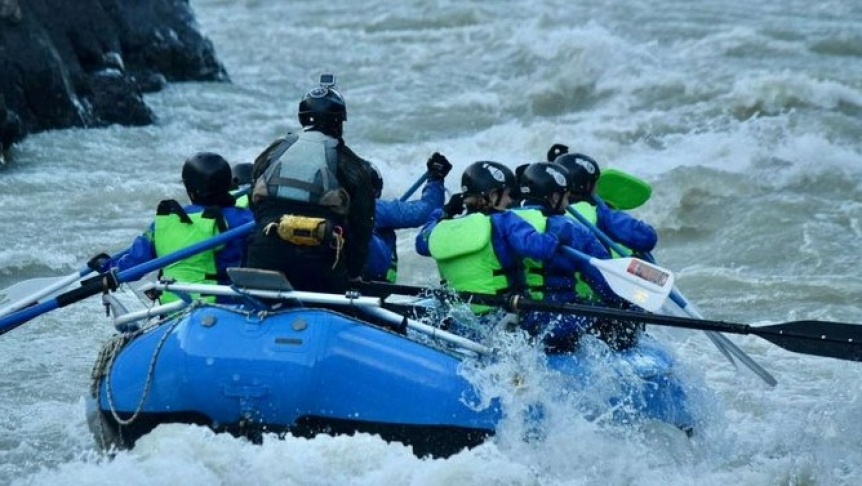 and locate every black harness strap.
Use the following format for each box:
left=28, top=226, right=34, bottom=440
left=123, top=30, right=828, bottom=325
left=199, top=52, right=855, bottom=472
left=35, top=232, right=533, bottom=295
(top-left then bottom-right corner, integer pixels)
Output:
left=268, top=176, right=324, bottom=199
left=156, top=199, right=193, bottom=224
left=201, top=206, right=228, bottom=234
